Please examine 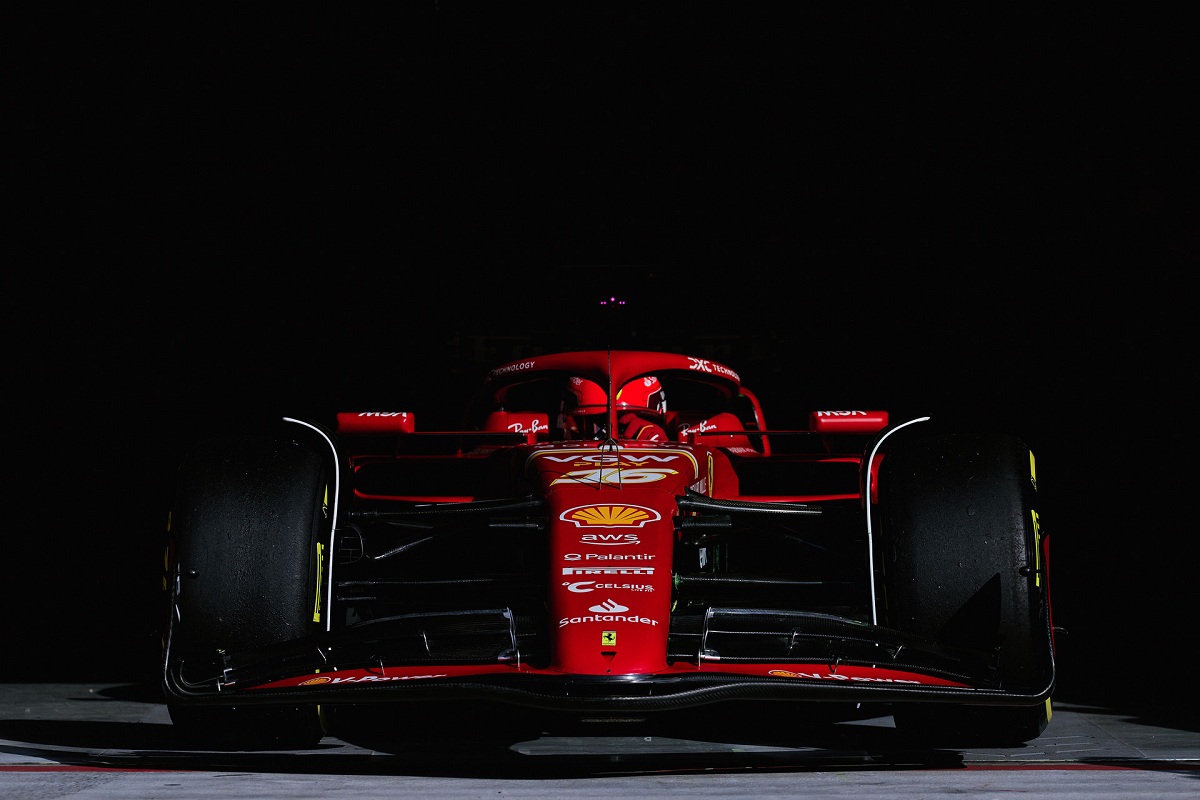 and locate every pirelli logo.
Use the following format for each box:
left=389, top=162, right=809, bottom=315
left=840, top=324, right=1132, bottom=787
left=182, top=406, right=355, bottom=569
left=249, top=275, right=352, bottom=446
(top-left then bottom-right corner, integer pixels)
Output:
left=562, top=567, right=655, bottom=576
